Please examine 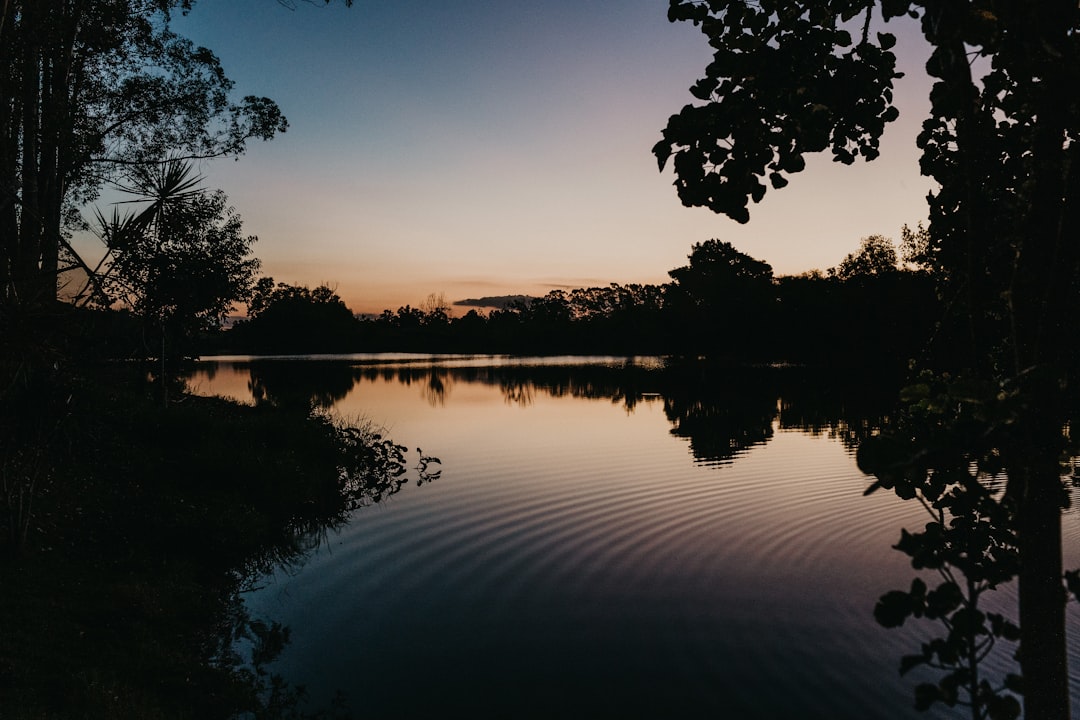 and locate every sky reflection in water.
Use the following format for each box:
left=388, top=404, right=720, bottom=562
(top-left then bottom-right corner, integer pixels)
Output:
left=185, top=356, right=1080, bottom=719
